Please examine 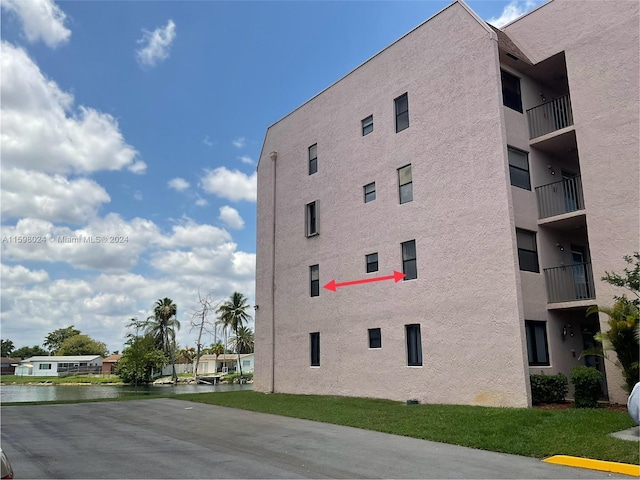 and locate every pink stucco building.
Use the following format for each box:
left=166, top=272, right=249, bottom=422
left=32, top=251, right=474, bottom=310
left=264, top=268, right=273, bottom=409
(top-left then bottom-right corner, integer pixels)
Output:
left=254, top=0, right=639, bottom=407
